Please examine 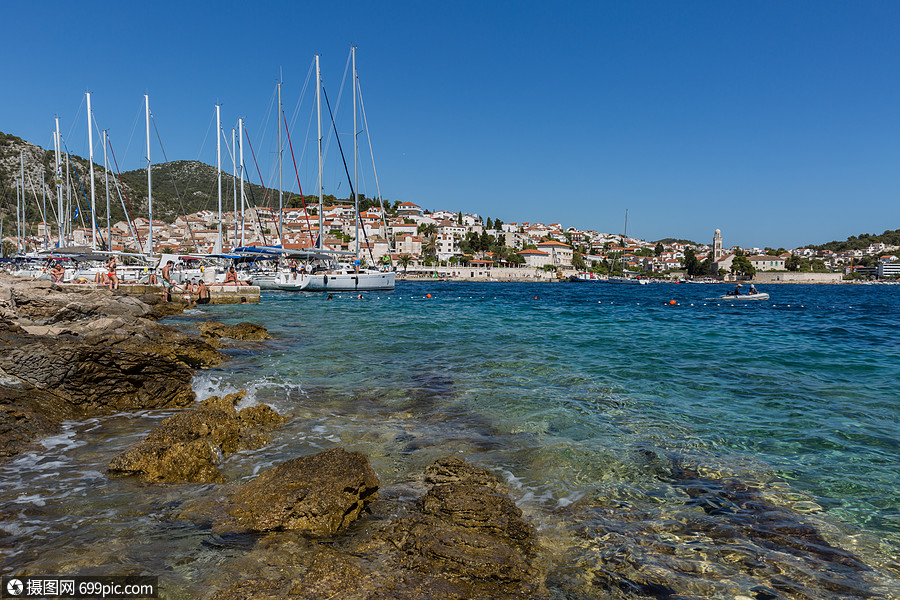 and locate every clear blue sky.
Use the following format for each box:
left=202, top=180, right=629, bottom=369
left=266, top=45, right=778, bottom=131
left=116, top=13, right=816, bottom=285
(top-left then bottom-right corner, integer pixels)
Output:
left=2, top=0, right=898, bottom=249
